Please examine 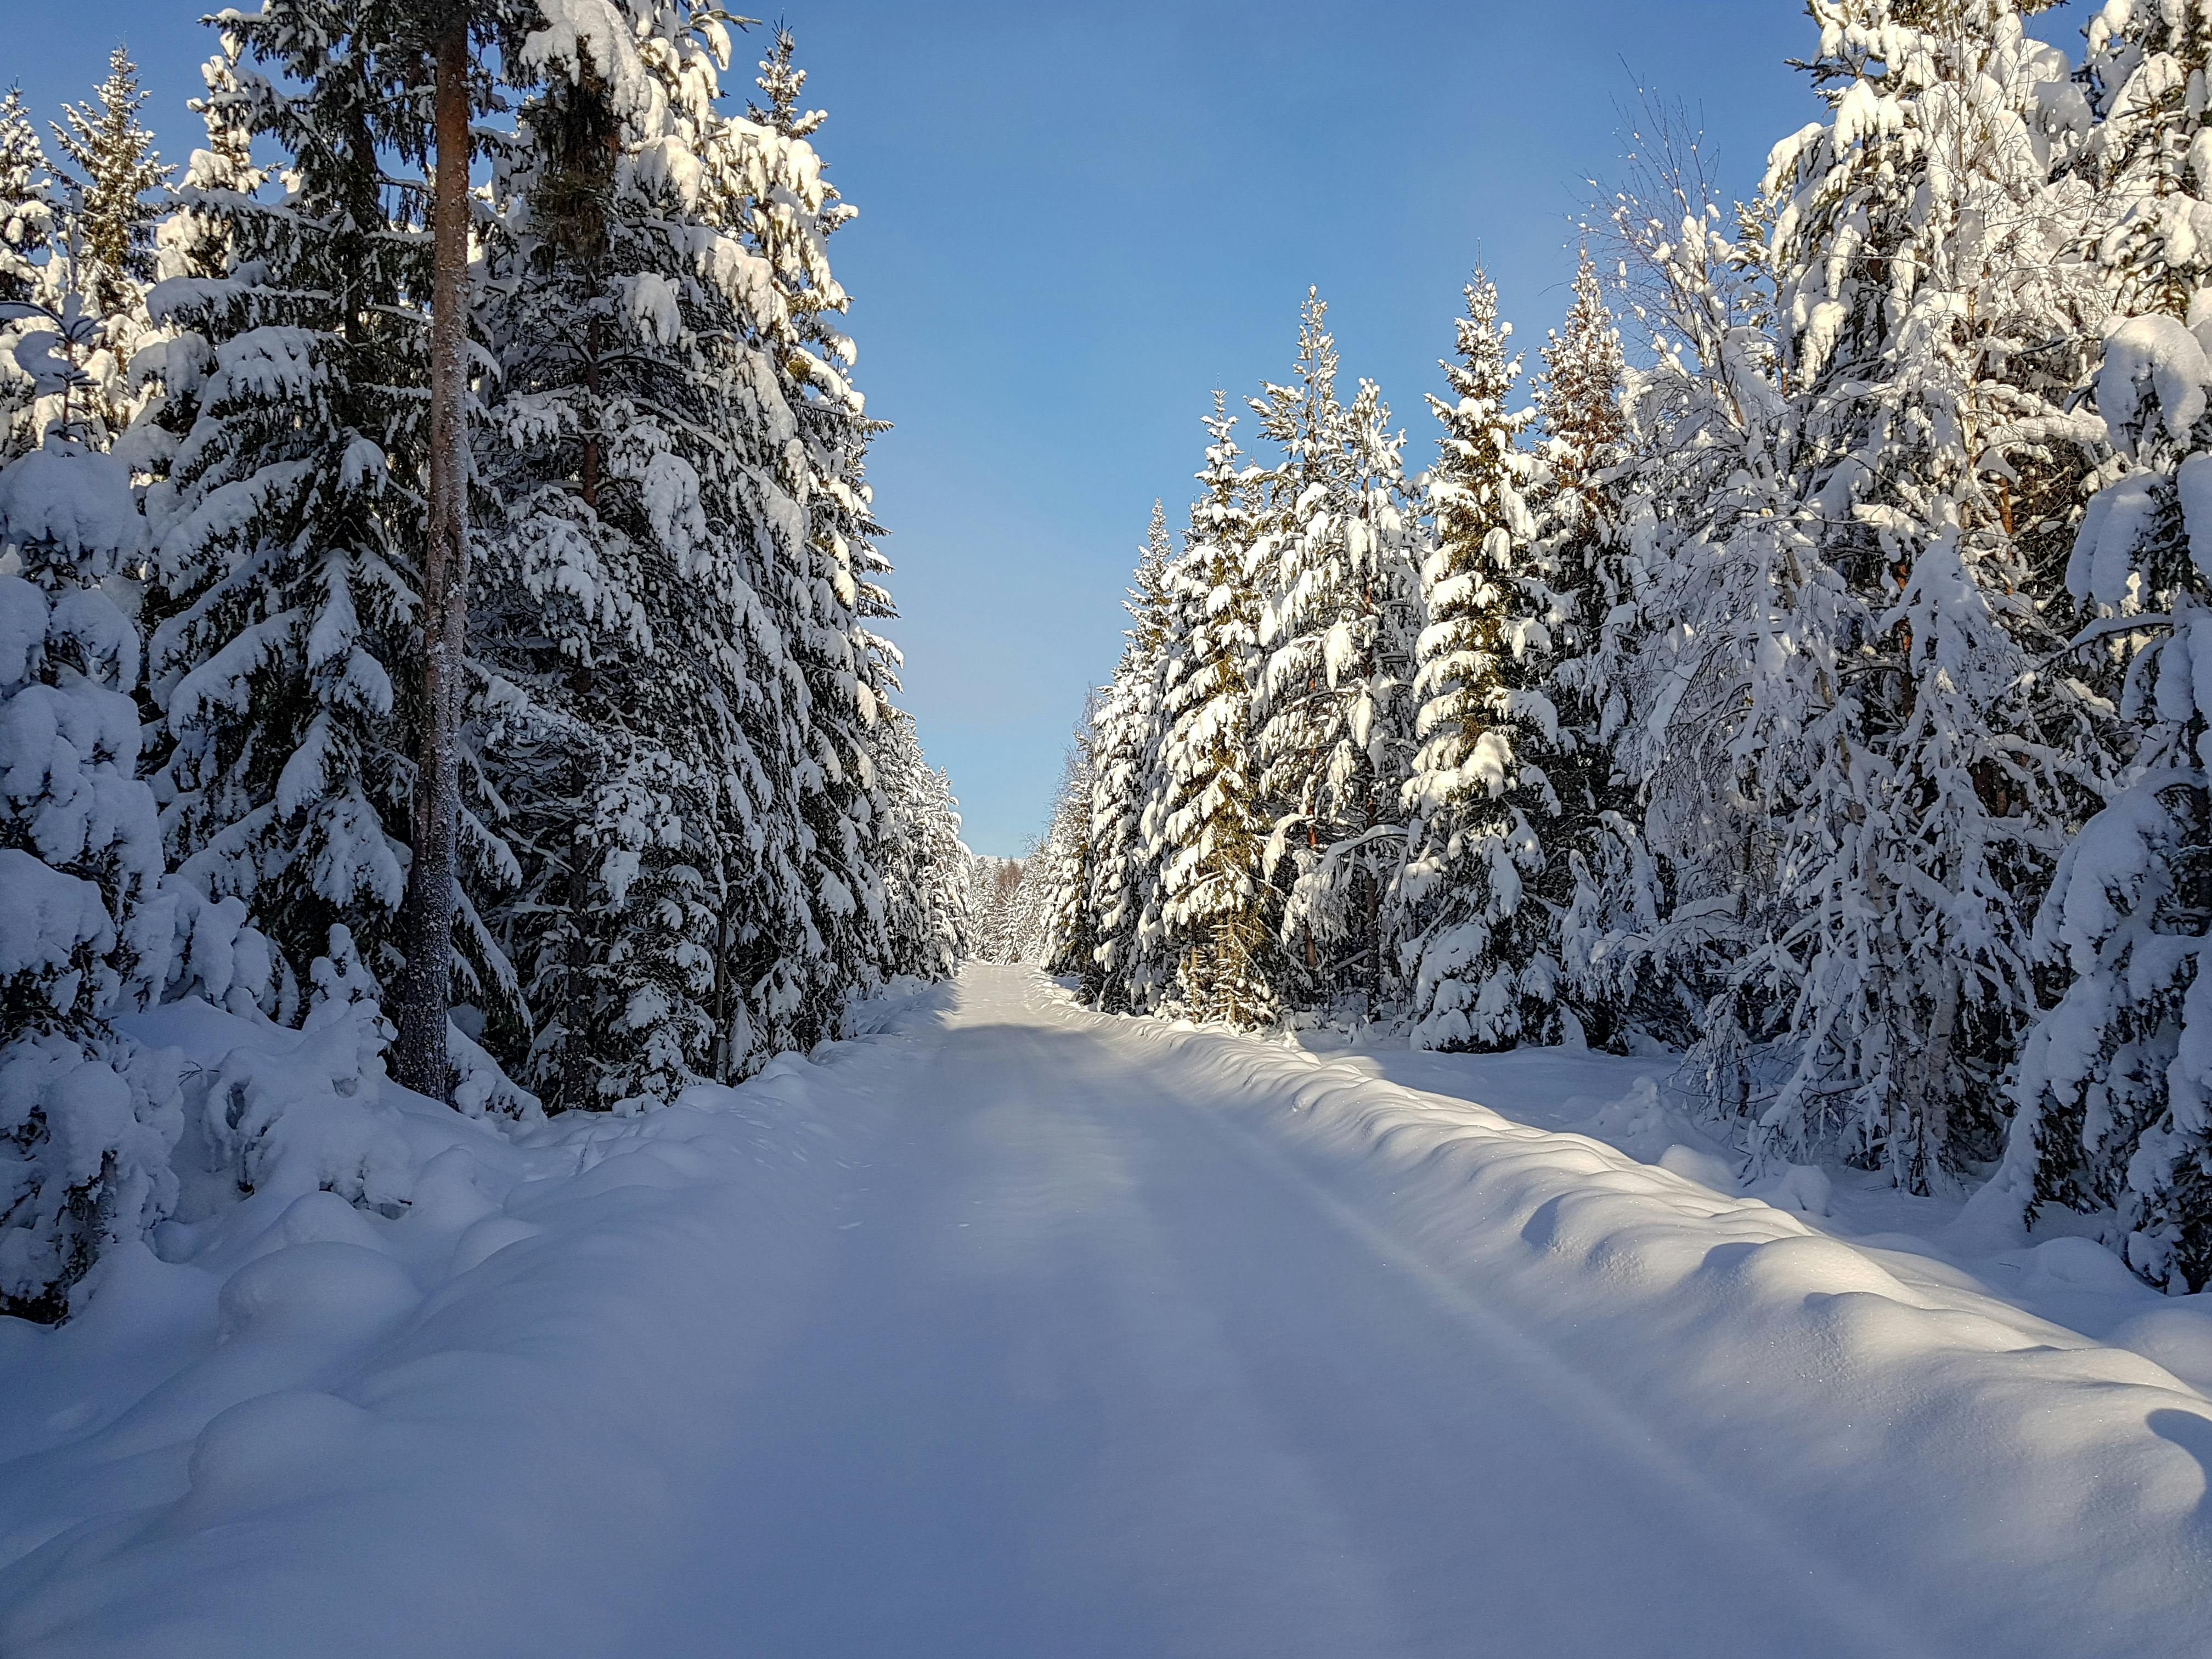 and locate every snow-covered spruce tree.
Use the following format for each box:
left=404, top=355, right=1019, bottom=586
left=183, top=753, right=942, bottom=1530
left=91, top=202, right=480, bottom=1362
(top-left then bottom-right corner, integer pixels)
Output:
left=477, top=9, right=709, bottom=1108
left=1993, top=1, right=2212, bottom=1286
left=0, top=432, right=181, bottom=1320
left=137, top=12, right=480, bottom=1021
left=876, top=708, right=969, bottom=980
left=1085, top=500, right=1176, bottom=1012
left=1389, top=273, right=1564, bottom=1051
left=1152, top=398, right=1280, bottom=1025
left=1740, top=0, right=2114, bottom=1189
left=0, top=88, right=53, bottom=305
left=1248, top=292, right=1422, bottom=1017
left=1027, top=716, right=1099, bottom=978
left=481, top=3, right=875, bottom=1104
left=1, top=87, right=60, bottom=457
left=737, top=26, right=903, bottom=1030
left=1533, top=251, right=1646, bottom=1047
